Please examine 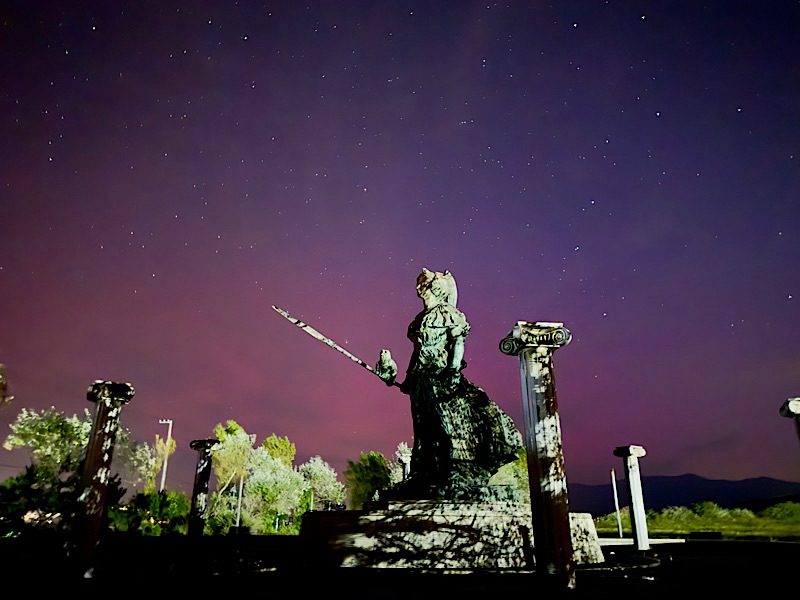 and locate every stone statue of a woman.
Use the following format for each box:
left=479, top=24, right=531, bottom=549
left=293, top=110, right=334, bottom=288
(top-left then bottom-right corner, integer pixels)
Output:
left=377, top=268, right=523, bottom=501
